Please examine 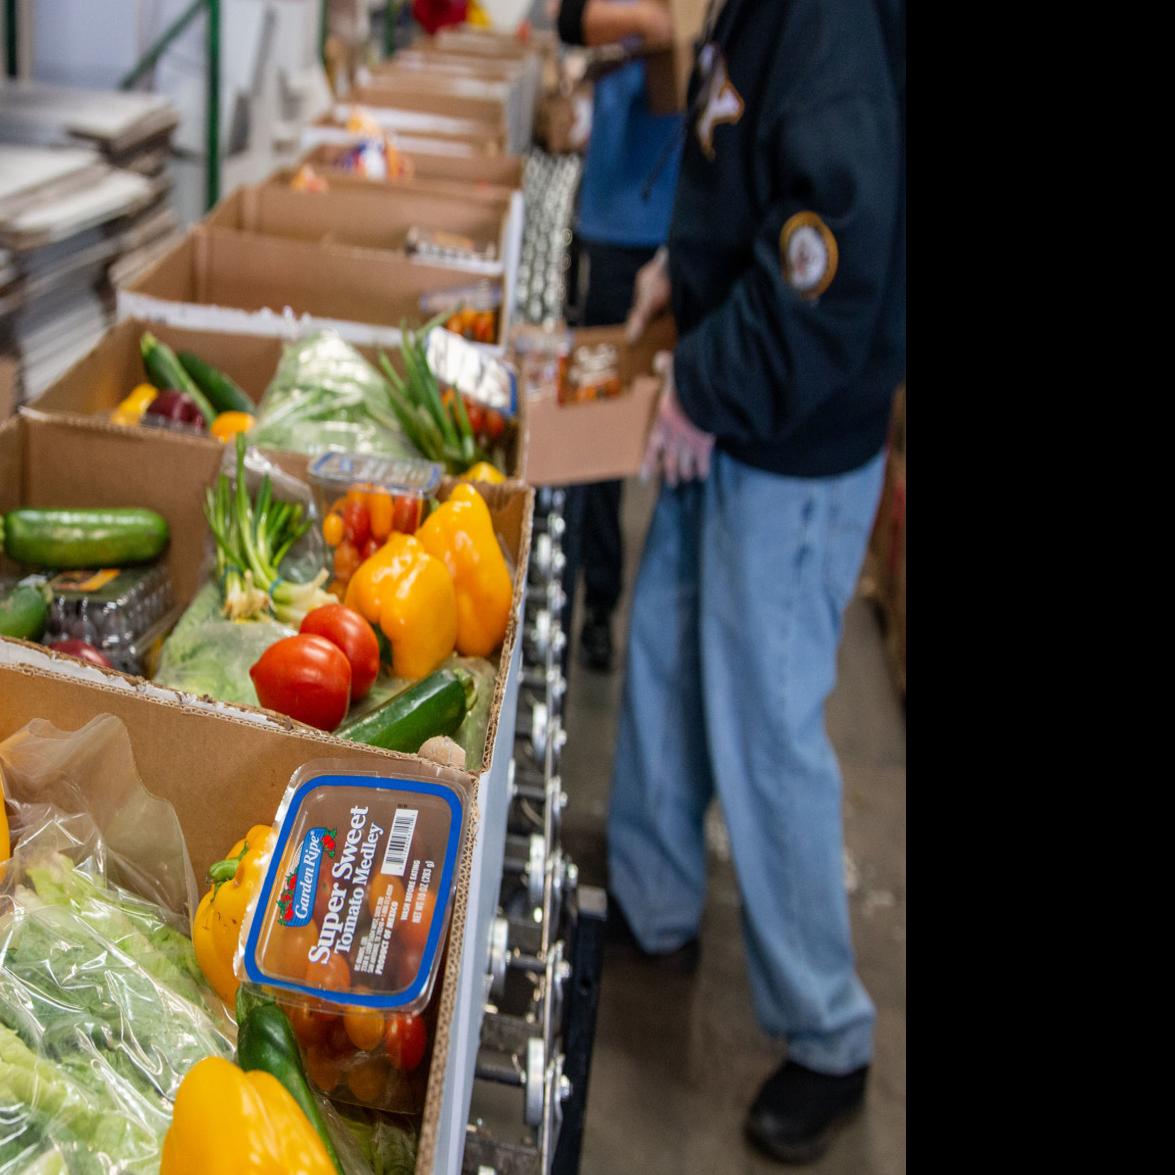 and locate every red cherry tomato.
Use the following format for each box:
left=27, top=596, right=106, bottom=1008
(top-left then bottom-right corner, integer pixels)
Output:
left=47, top=640, right=113, bottom=669
left=463, top=397, right=485, bottom=436
left=391, top=494, right=421, bottom=535
left=384, top=1012, right=427, bottom=1072
left=342, top=494, right=371, bottom=548
left=299, top=604, right=380, bottom=701
left=249, top=634, right=351, bottom=730
left=484, top=408, right=506, bottom=441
